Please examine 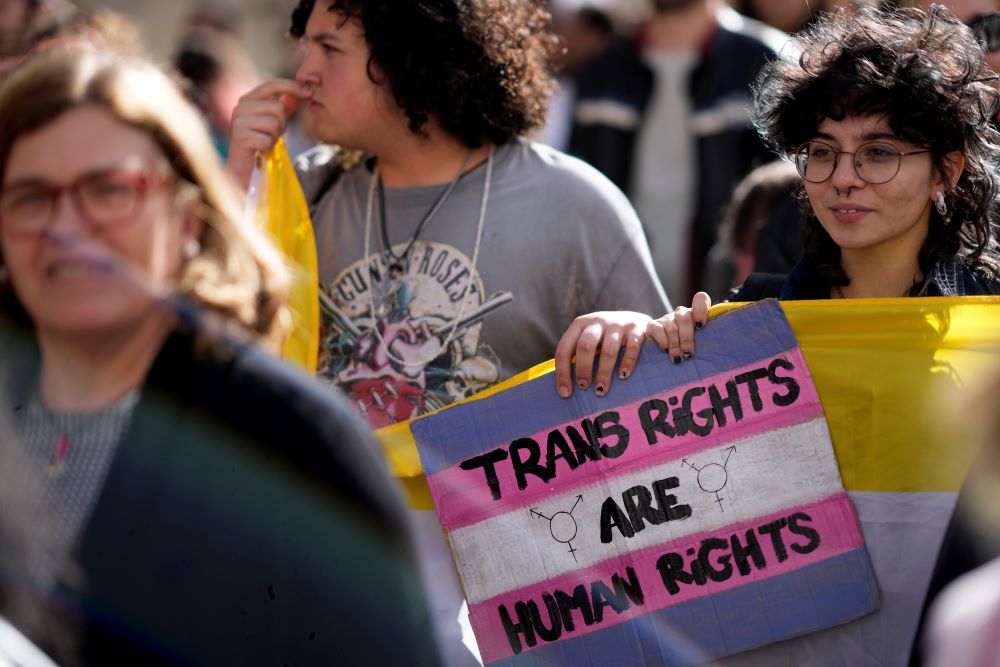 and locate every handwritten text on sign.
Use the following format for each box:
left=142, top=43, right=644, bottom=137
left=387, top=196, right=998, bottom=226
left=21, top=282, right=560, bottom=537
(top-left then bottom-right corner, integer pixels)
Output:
left=412, top=301, right=877, bottom=666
